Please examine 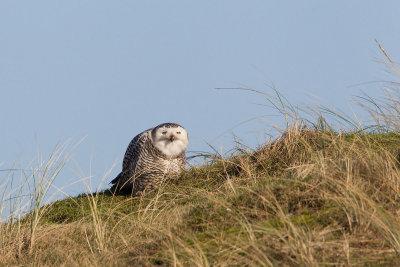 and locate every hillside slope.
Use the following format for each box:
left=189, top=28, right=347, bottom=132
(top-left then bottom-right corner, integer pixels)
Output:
left=2, top=128, right=400, bottom=266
